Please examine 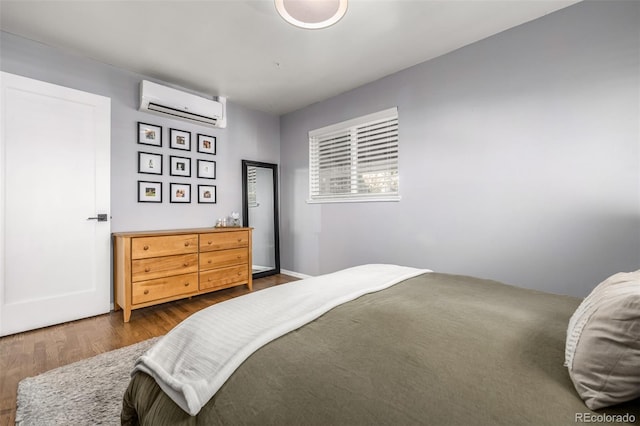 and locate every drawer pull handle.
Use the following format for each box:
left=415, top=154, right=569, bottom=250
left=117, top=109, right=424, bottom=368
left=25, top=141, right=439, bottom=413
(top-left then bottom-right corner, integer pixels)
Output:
left=143, top=245, right=149, bottom=250
left=145, top=267, right=150, bottom=272
left=208, top=278, right=212, bottom=282
left=184, top=282, right=190, bottom=287
left=208, top=241, right=212, bottom=245
left=237, top=255, right=241, bottom=259
left=237, top=238, right=242, bottom=242
left=184, top=242, right=190, bottom=247
left=237, top=272, right=242, bottom=276
left=208, top=260, right=212, bottom=264
left=144, top=289, right=149, bottom=295
left=183, top=262, right=189, bottom=267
